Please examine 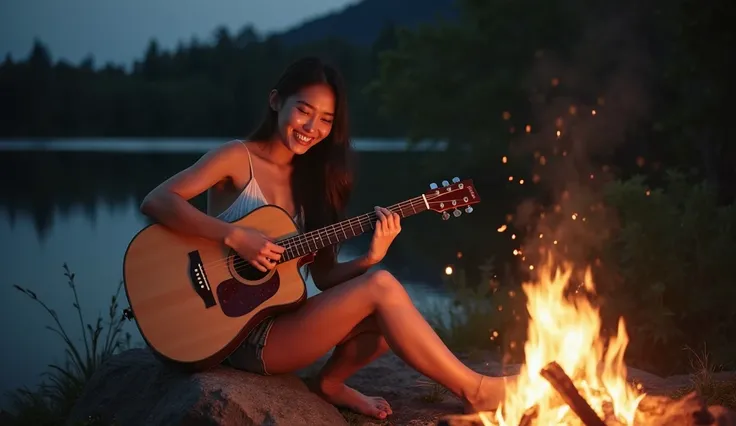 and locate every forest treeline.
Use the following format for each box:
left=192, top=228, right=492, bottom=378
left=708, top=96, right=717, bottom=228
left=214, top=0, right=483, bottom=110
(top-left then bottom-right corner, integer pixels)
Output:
left=0, top=23, right=405, bottom=139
